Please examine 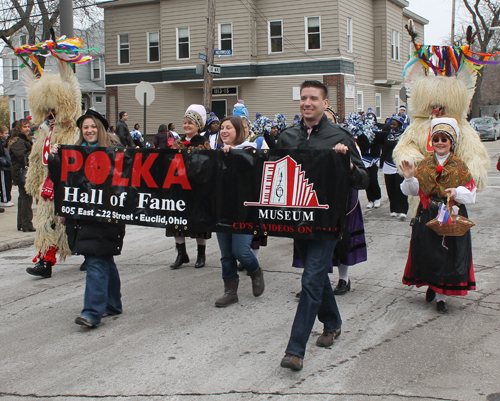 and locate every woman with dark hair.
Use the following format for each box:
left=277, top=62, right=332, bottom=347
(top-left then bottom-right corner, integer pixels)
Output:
left=49, top=109, right=125, bottom=328
left=167, top=123, right=179, bottom=139
left=154, top=124, right=174, bottom=149
left=214, top=116, right=264, bottom=307
left=0, top=125, right=13, bottom=207
left=131, top=123, right=144, bottom=148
